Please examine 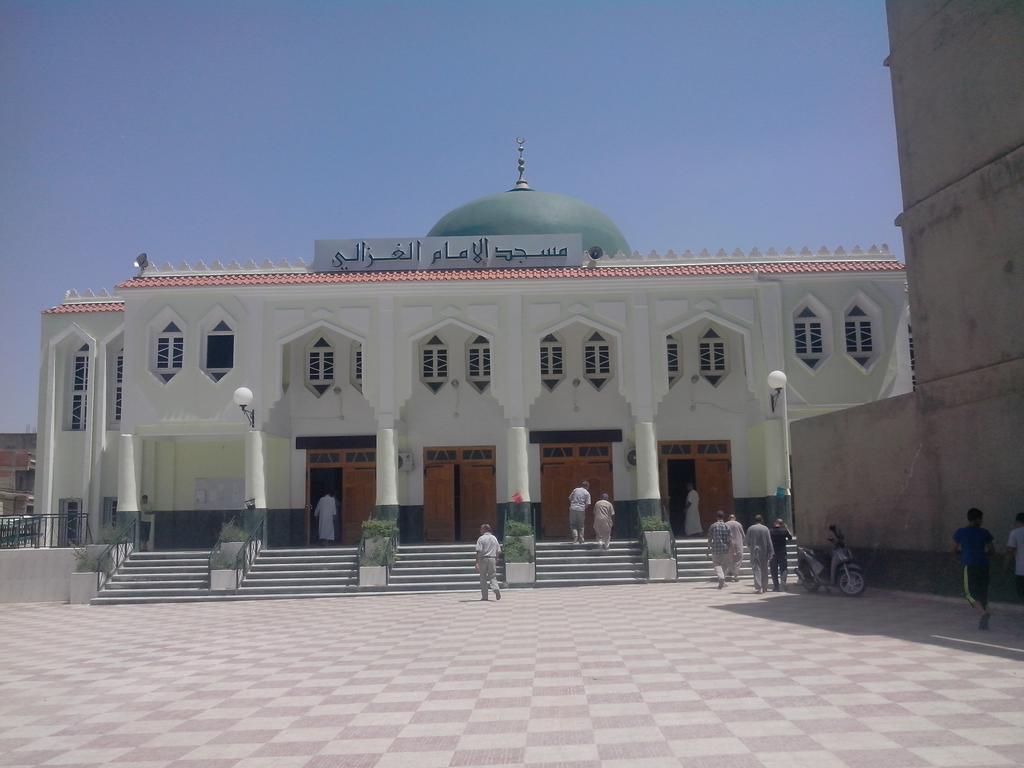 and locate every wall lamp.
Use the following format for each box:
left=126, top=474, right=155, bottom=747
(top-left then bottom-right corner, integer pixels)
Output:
left=767, top=369, right=787, bottom=413
left=233, top=386, right=255, bottom=428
